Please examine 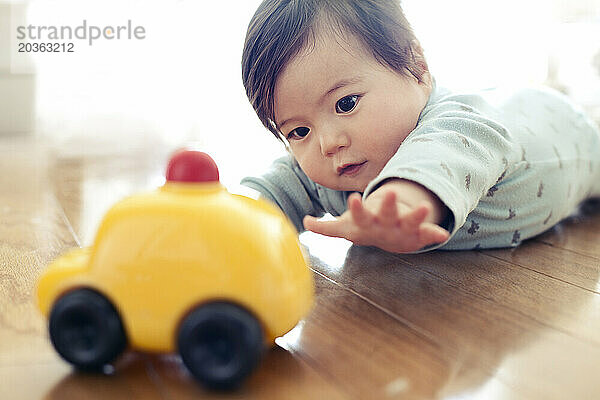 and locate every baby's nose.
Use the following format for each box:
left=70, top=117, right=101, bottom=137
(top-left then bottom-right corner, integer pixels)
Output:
left=320, top=129, right=350, bottom=156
